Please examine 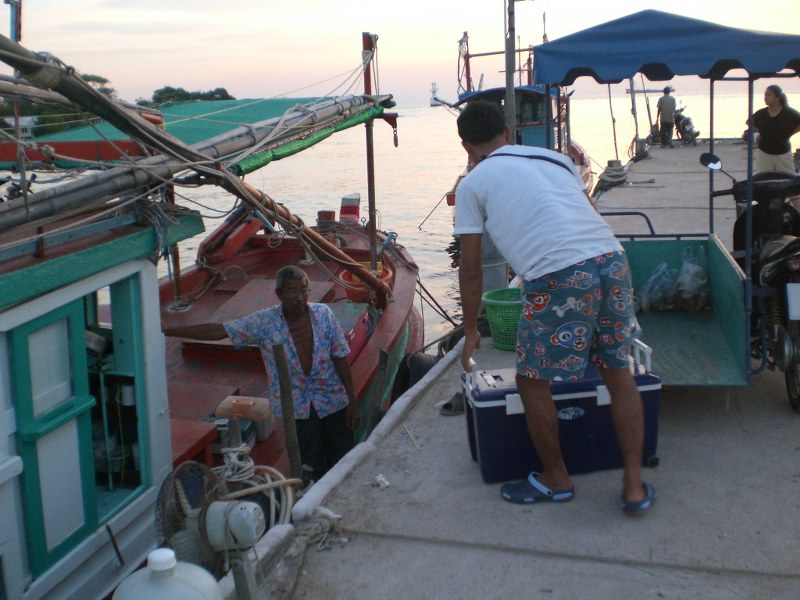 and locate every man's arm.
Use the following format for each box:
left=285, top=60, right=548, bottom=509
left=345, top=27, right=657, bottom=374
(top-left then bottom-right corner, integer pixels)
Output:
left=163, top=322, right=228, bottom=340
left=458, top=233, right=483, bottom=371
left=332, top=355, right=360, bottom=430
